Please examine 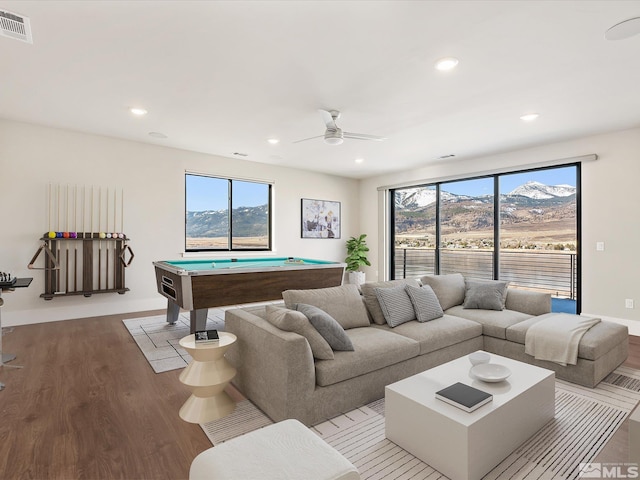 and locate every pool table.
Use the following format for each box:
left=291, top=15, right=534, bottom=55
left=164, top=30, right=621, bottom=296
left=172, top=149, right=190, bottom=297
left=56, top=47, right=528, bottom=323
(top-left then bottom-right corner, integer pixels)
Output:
left=153, top=257, right=346, bottom=332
